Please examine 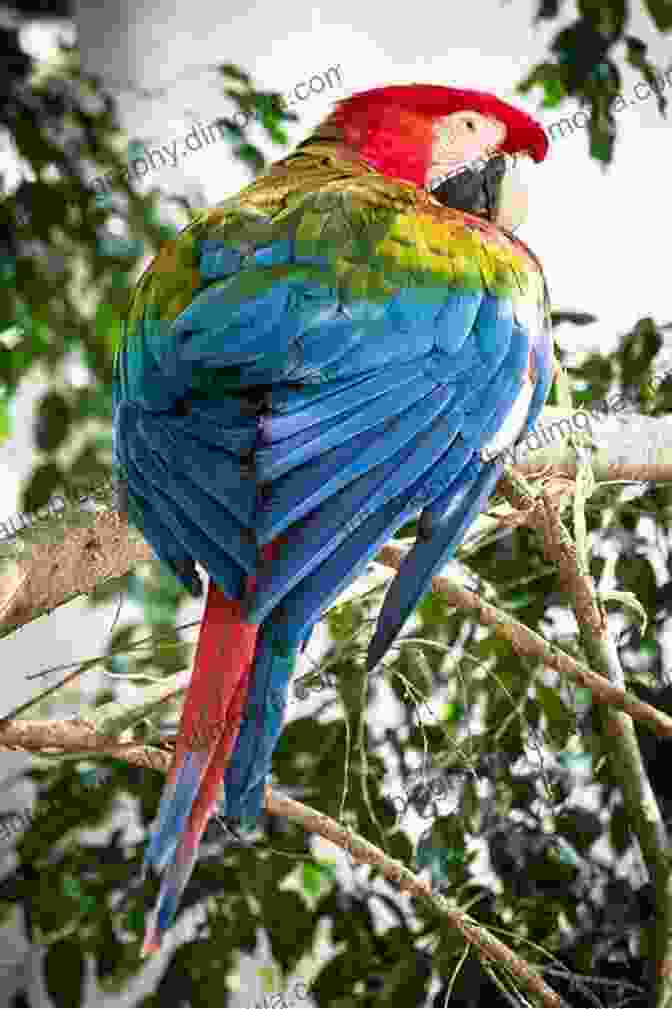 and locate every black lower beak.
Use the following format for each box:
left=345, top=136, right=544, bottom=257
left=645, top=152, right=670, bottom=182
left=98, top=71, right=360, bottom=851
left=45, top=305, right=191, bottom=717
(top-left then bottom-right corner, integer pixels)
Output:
left=429, top=154, right=507, bottom=221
